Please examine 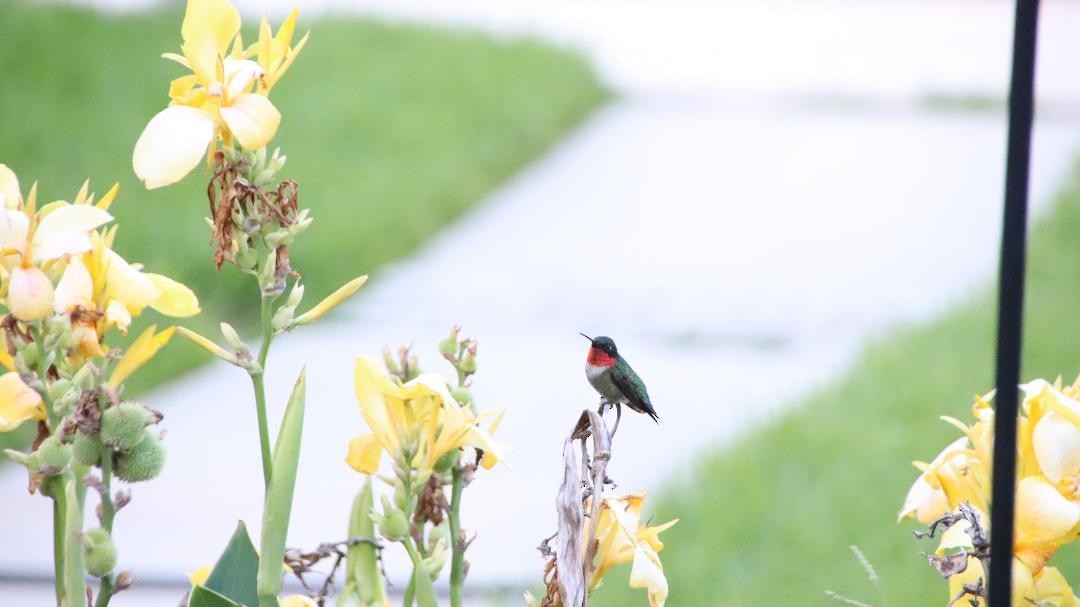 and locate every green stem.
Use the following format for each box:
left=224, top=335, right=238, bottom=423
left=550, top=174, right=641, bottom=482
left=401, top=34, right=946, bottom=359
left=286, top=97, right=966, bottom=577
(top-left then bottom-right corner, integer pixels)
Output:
left=449, top=468, right=465, bottom=607
left=50, top=479, right=65, bottom=607
left=250, top=295, right=277, bottom=487
left=93, top=452, right=116, bottom=607
left=401, top=540, right=422, bottom=607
